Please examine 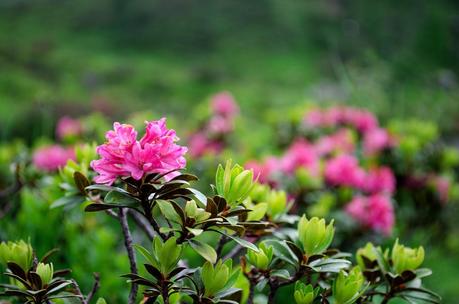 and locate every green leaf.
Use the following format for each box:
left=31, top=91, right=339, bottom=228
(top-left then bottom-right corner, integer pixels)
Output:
left=50, top=196, right=83, bottom=209
left=96, top=298, right=107, bottom=304
left=156, top=199, right=181, bottom=223
left=73, top=171, right=90, bottom=195
left=104, top=190, right=140, bottom=208
left=210, top=230, right=259, bottom=252
left=188, top=239, right=217, bottom=264
left=186, top=227, right=204, bottom=236
left=133, top=244, right=155, bottom=265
